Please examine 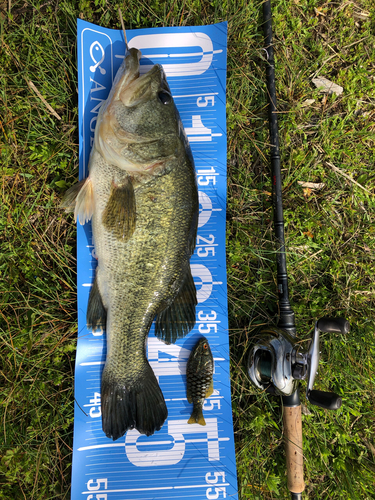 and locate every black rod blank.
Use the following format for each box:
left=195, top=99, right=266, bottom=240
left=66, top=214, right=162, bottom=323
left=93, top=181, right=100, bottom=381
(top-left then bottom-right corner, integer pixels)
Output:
left=262, top=0, right=296, bottom=335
